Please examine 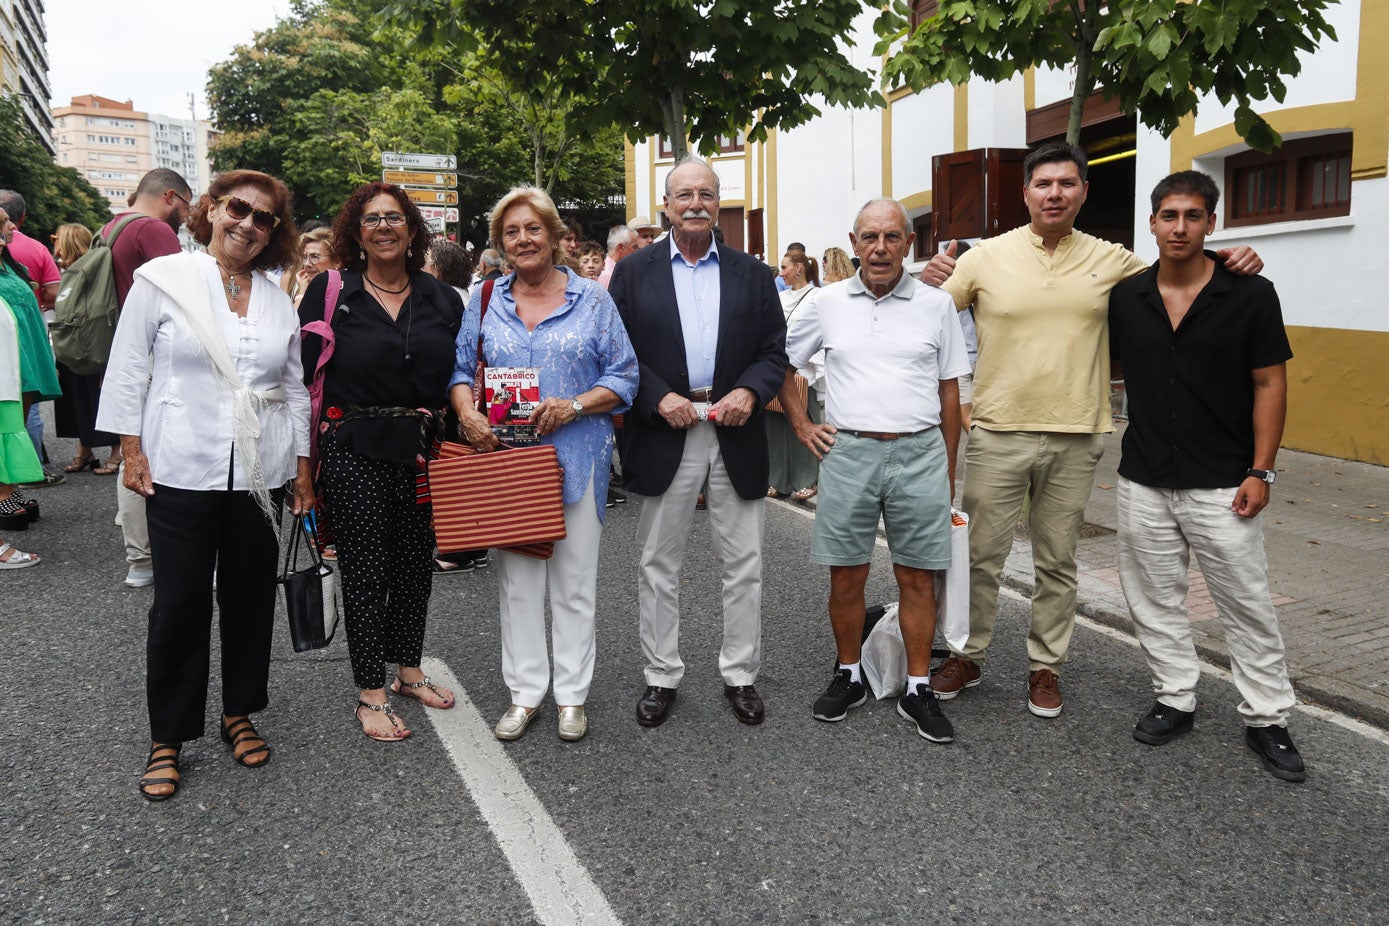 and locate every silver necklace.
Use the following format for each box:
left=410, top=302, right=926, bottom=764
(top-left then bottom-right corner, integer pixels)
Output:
left=217, top=261, right=247, bottom=298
